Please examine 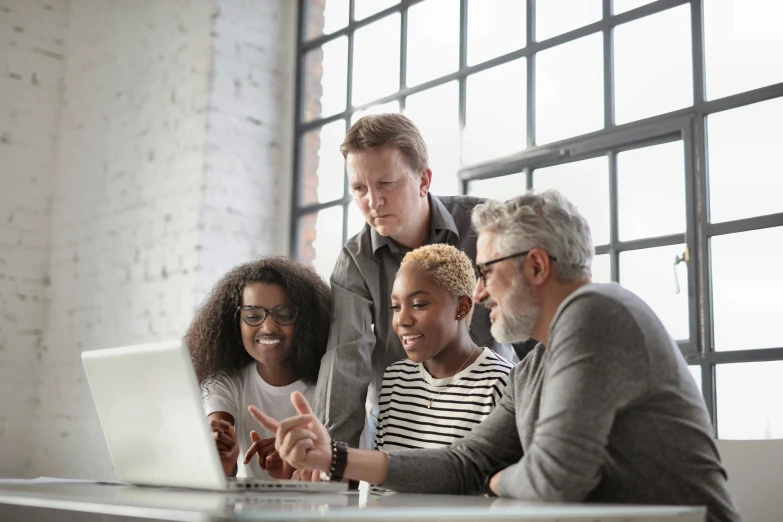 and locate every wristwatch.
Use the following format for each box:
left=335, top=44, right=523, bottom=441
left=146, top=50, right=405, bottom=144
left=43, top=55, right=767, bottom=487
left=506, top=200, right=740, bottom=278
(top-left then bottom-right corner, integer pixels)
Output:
left=319, top=440, right=348, bottom=482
